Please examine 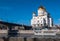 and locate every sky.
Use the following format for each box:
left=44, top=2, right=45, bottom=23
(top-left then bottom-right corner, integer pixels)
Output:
left=0, top=0, right=60, bottom=25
